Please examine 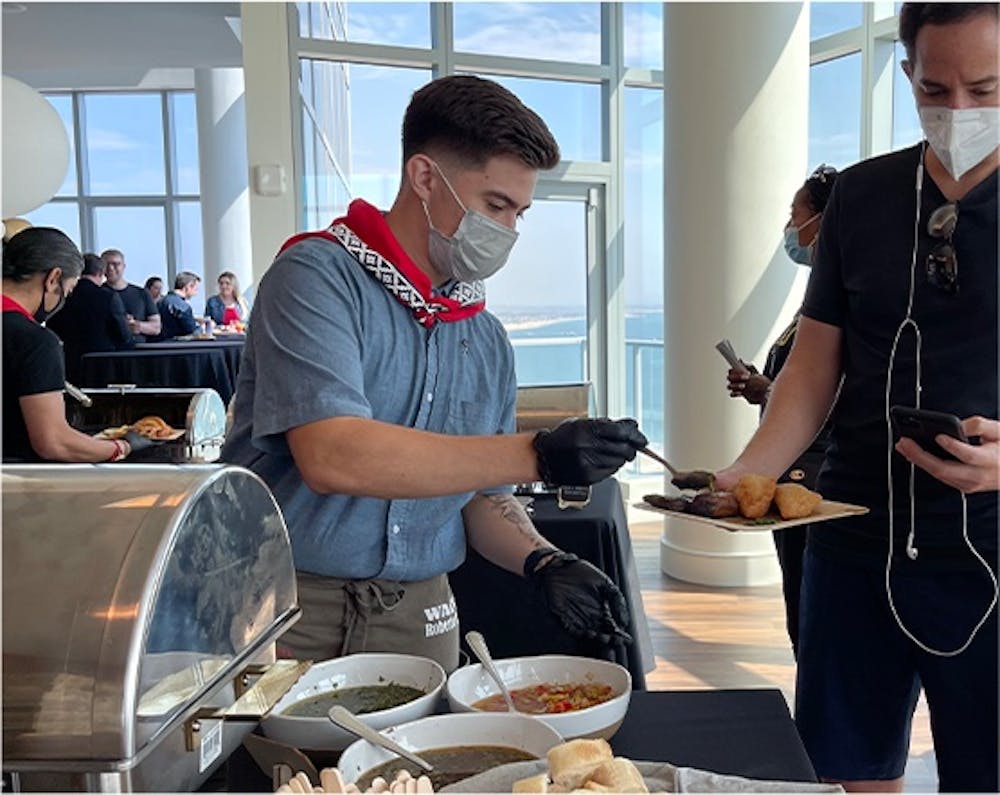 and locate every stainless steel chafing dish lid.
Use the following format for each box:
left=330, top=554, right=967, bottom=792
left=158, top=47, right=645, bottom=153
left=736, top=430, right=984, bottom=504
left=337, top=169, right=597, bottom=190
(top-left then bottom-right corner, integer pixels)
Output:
left=2, top=464, right=298, bottom=765
left=515, top=382, right=594, bottom=433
